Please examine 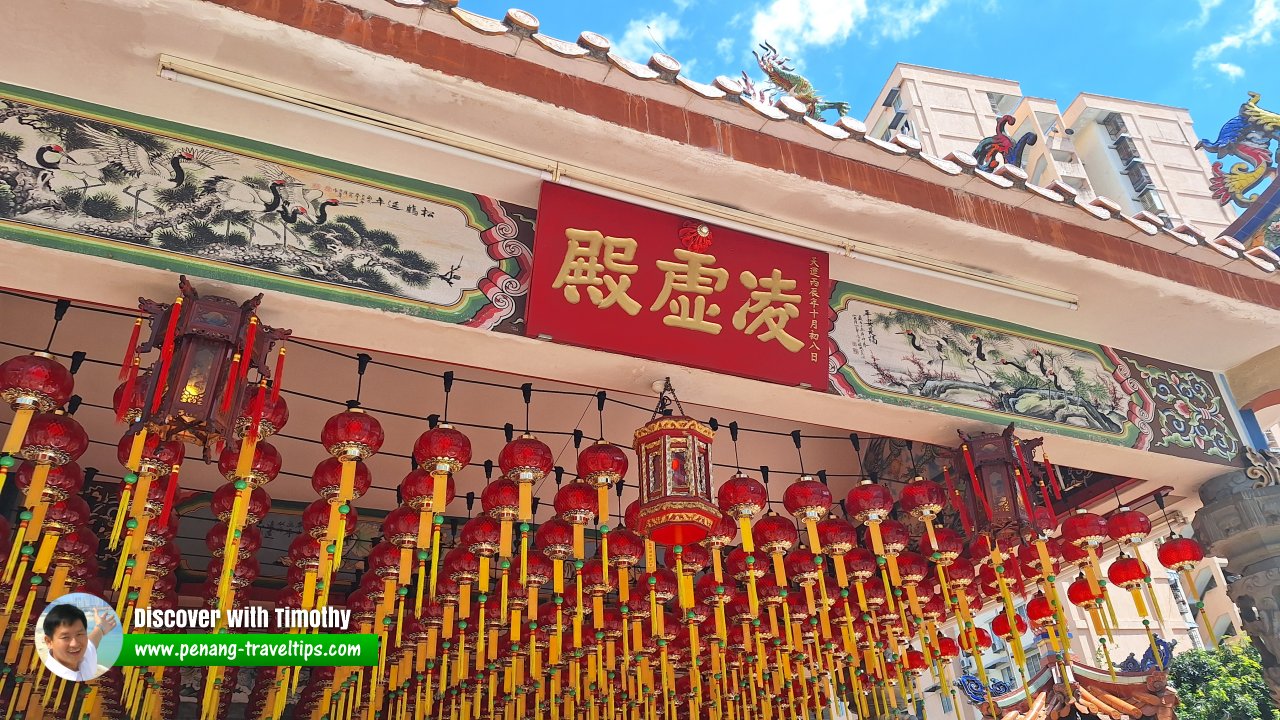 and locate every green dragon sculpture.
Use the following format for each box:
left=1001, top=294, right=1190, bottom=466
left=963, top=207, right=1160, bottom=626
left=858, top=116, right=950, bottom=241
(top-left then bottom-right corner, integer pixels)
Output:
left=743, top=42, right=849, bottom=120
